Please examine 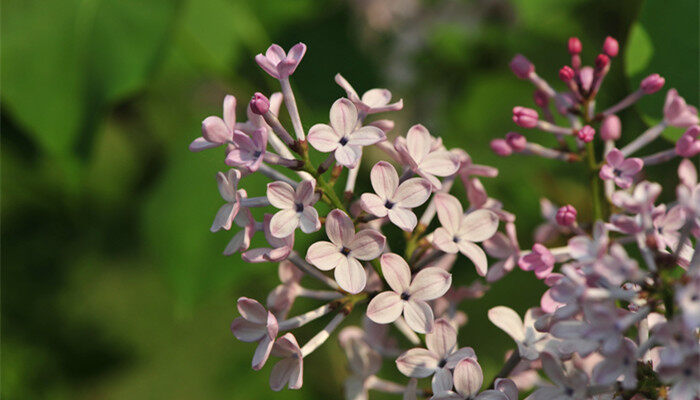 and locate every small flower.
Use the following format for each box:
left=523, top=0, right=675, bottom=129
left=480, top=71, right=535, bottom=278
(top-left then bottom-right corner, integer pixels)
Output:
left=335, top=73, right=404, bottom=114
left=396, top=318, right=476, bottom=379
left=223, top=208, right=257, bottom=256
left=241, top=214, right=294, bottom=263
left=600, top=115, right=621, bottom=141
left=652, top=205, right=686, bottom=252
left=483, top=223, right=520, bottom=282
left=431, top=358, right=485, bottom=400
left=528, top=353, right=588, bottom=400
left=394, top=125, right=460, bottom=190
left=306, top=209, right=385, bottom=294
left=509, top=54, right=534, bottom=79
left=595, top=54, right=610, bottom=70
left=591, top=338, right=638, bottom=390
left=190, top=95, right=236, bottom=152
left=518, top=244, right=554, bottom=279
left=664, top=89, right=699, bottom=128
left=576, top=125, right=595, bottom=143
left=255, top=43, right=306, bottom=80
left=267, top=179, right=321, bottom=238
left=360, top=161, right=432, bottom=231
left=512, top=107, right=538, bottom=128
left=366, top=253, right=451, bottom=333
left=599, top=148, right=643, bottom=189
left=611, top=180, right=661, bottom=213
left=269, top=333, right=303, bottom=391
left=211, top=169, right=244, bottom=232
left=225, top=128, right=268, bottom=171
left=230, top=297, right=278, bottom=370
left=676, top=125, right=700, bottom=158
left=307, top=98, right=386, bottom=167
left=640, top=73, right=665, bottom=94
left=432, top=193, right=499, bottom=276
left=488, top=306, right=558, bottom=361
left=676, top=272, right=700, bottom=329
left=555, top=205, right=577, bottom=227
